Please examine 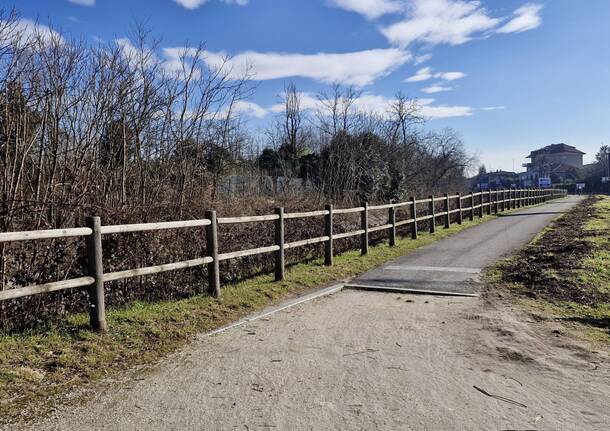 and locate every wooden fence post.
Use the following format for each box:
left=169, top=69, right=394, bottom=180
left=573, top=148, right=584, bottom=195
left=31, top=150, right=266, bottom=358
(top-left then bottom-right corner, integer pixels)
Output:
left=429, top=195, right=435, bottom=233
left=444, top=193, right=450, bottom=229
left=85, top=216, right=107, bottom=332
left=388, top=203, right=396, bottom=246
left=502, top=189, right=506, bottom=212
left=324, top=204, right=333, bottom=265
left=360, top=202, right=369, bottom=255
left=456, top=192, right=463, bottom=225
left=274, top=207, right=285, bottom=281
left=487, top=190, right=492, bottom=215
left=478, top=193, right=483, bottom=218
left=205, top=210, right=220, bottom=298
left=410, top=197, right=418, bottom=239
left=469, top=192, right=474, bottom=221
